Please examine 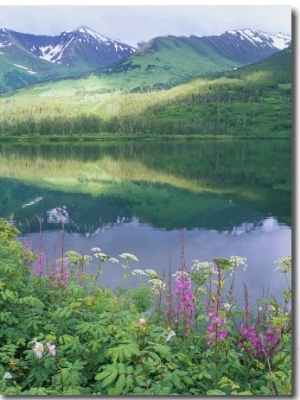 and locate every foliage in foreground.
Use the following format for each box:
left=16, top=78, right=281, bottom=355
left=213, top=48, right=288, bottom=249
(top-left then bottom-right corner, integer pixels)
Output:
left=0, top=219, right=292, bottom=395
